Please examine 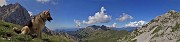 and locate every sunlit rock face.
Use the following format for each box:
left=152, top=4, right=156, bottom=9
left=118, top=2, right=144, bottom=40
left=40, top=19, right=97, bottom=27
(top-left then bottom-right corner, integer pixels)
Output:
left=129, top=10, right=180, bottom=42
